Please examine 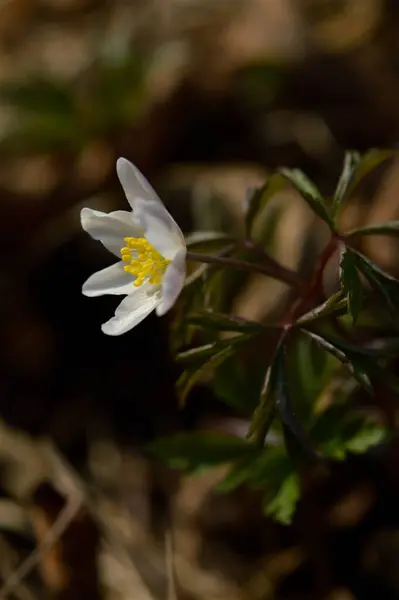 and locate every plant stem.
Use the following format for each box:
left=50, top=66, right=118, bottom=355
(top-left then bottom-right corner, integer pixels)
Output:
left=280, top=235, right=340, bottom=327
left=249, top=236, right=341, bottom=446
left=185, top=251, right=305, bottom=292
